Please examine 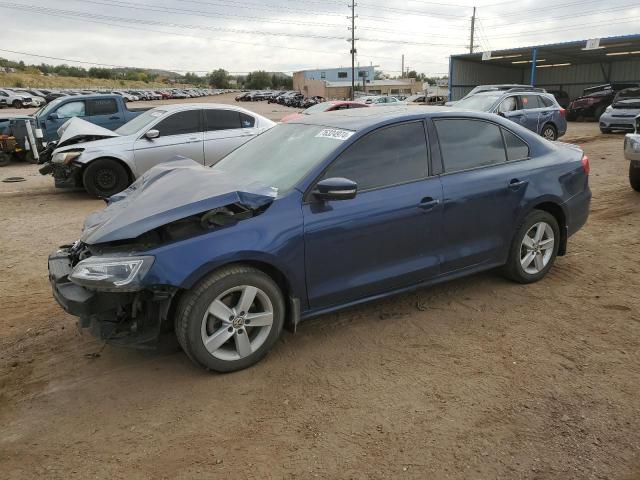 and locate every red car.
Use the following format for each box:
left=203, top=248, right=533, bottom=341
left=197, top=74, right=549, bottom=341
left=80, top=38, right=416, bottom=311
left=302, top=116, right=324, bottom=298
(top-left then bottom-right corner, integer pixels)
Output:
left=281, top=100, right=370, bottom=123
